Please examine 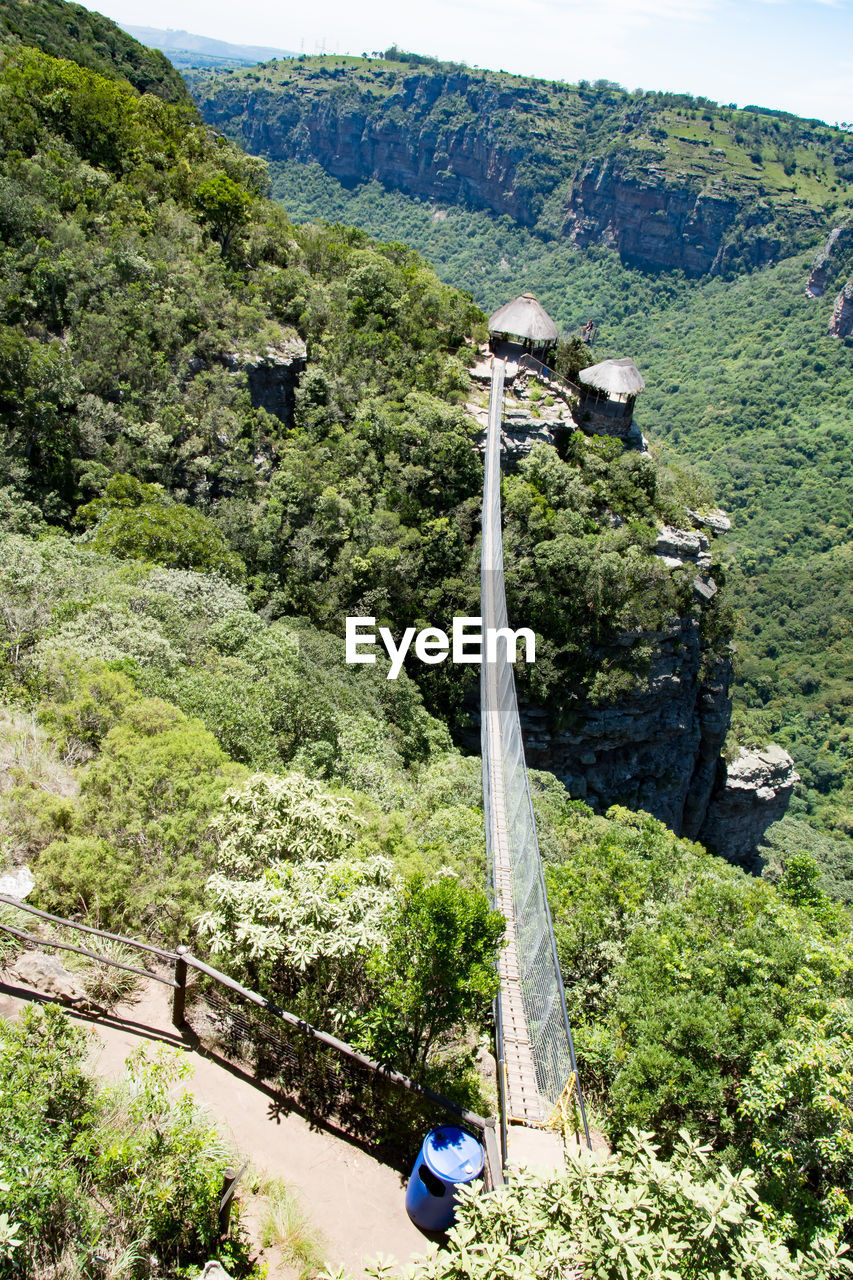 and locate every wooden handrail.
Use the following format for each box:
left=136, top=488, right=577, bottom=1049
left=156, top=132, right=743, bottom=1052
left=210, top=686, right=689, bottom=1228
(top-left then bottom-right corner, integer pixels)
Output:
left=183, top=953, right=494, bottom=1137
left=0, top=894, right=178, bottom=961
left=0, top=920, right=178, bottom=987
left=0, top=894, right=504, bottom=1186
